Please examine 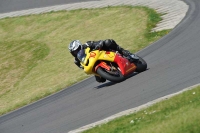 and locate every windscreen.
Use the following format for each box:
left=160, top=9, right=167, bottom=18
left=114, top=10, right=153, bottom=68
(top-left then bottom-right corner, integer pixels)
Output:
left=77, top=49, right=86, bottom=63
